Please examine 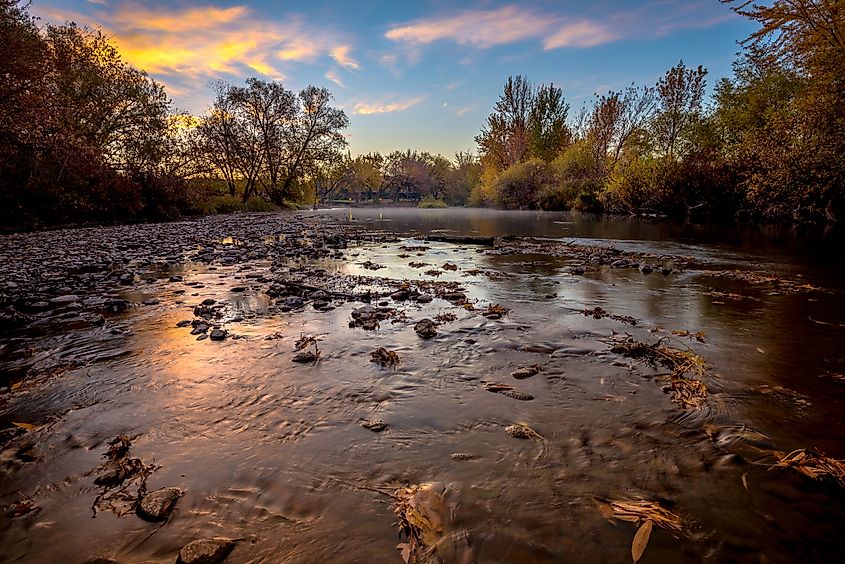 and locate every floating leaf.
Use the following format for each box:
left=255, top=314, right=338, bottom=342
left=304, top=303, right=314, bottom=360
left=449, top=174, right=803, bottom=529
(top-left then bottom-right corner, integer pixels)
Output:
left=772, top=448, right=845, bottom=488
left=631, top=519, right=653, bottom=563
left=12, top=422, right=37, bottom=431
